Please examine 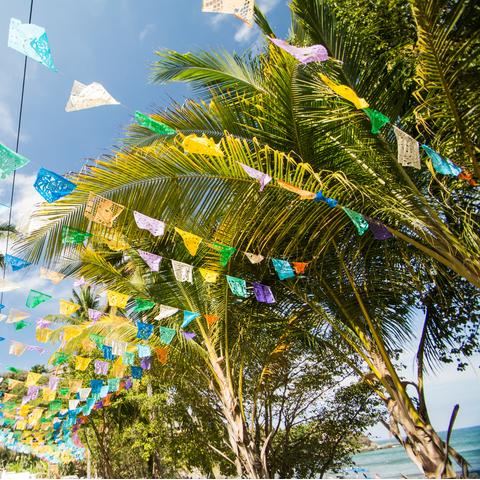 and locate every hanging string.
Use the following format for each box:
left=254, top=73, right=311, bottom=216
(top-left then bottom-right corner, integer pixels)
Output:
left=1, top=0, right=35, bottom=306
